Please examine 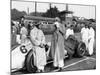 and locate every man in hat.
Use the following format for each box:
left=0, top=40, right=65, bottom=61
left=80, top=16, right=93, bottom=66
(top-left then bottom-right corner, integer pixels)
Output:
left=52, top=17, right=65, bottom=70
left=88, top=24, right=95, bottom=55
left=30, top=22, right=46, bottom=72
